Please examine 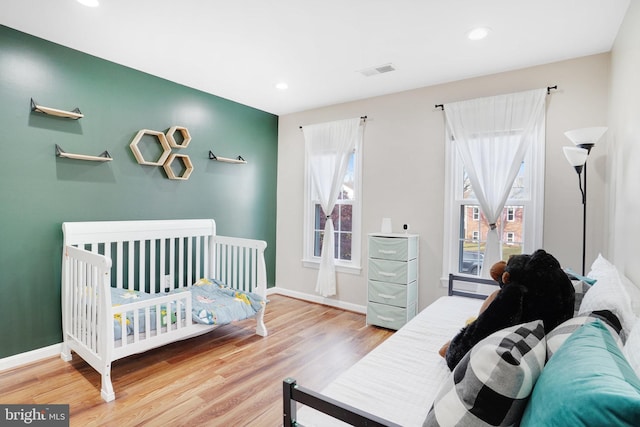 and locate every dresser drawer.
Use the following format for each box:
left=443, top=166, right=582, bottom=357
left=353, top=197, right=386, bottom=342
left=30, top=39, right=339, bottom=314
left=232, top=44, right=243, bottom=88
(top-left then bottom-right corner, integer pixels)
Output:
left=367, top=301, right=415, bottom=330
left=368, top=280, right=417, bottom=308
left=369, top=236, right=418, bottom=261
left=368, top=258, right=417, bottom=284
